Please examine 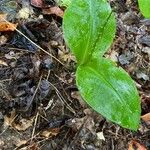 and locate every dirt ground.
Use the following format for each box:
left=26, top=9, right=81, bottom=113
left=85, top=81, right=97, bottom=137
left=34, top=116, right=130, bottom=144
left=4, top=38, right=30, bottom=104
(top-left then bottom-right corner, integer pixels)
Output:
left=0, top=0, right=150, bottom=149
